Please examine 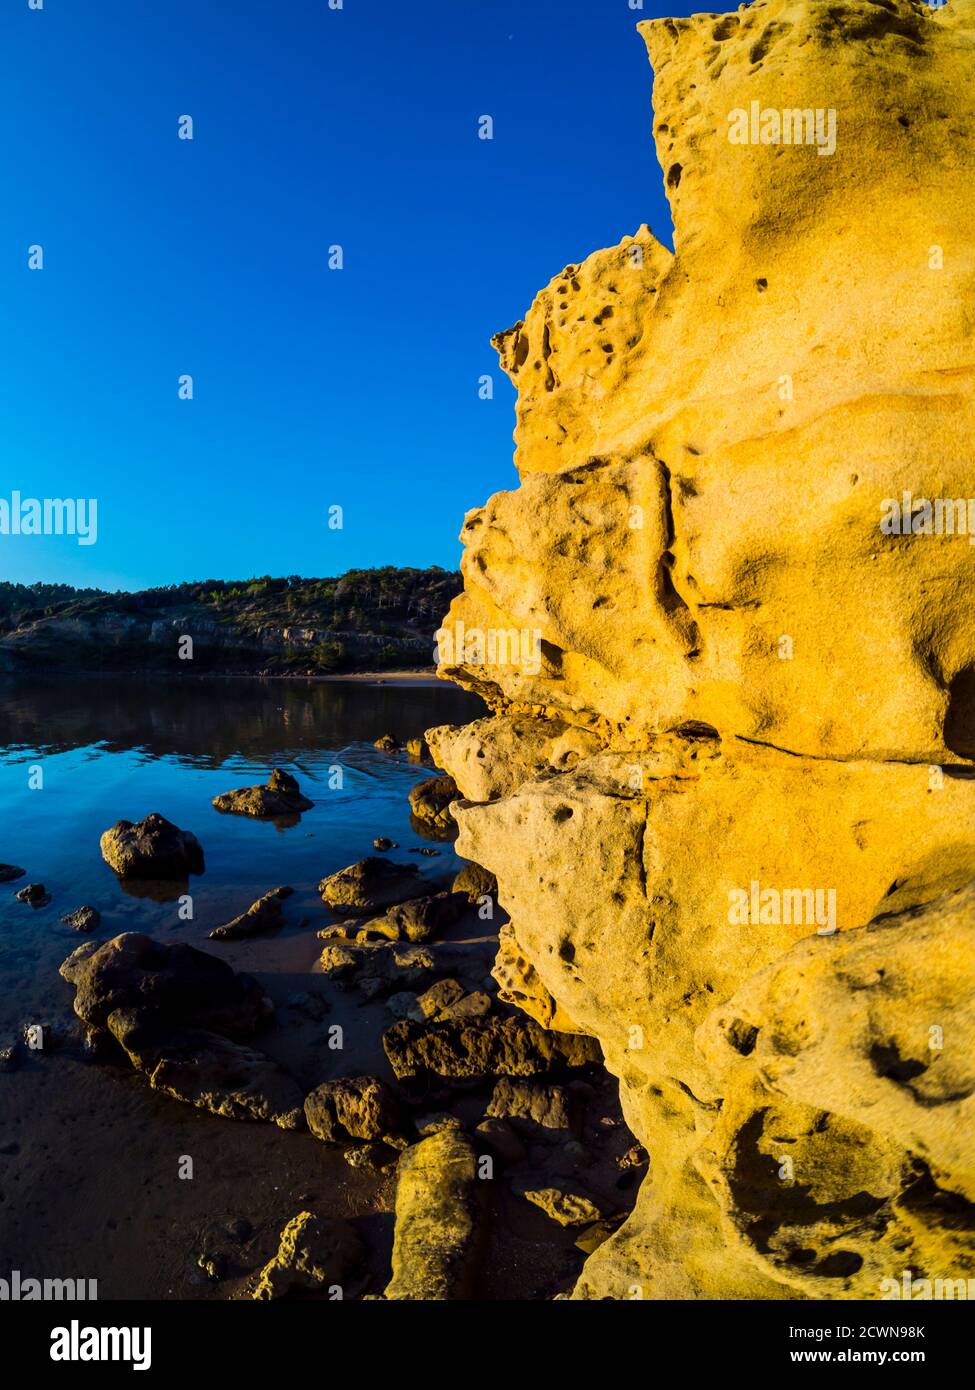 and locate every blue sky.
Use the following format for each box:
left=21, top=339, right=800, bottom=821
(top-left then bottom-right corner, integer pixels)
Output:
left=0, top=0, right=700, bottom=592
